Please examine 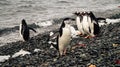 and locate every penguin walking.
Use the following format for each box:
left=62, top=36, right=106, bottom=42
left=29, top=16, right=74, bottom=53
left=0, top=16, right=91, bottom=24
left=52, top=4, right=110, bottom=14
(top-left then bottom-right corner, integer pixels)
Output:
left=73, top=12, right=85, bottom=36
left=19, top=19, right=36, bottom=41
left=51, top=18, right=72, bottom=56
